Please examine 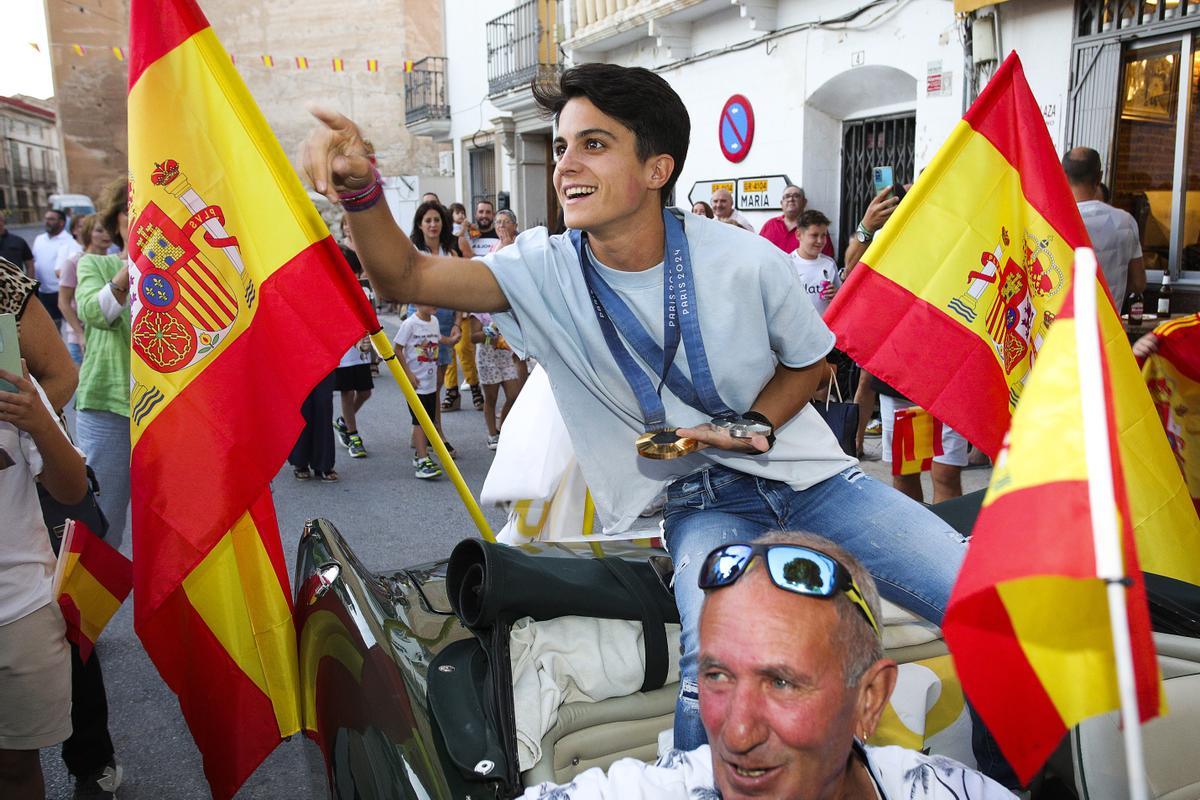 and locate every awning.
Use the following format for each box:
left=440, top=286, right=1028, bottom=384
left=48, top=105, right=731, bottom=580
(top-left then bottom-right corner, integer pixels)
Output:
left=953, top=0, right=1010, bottom=12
